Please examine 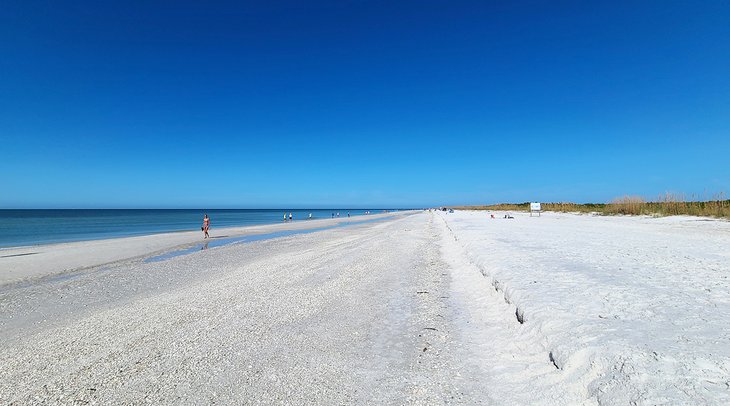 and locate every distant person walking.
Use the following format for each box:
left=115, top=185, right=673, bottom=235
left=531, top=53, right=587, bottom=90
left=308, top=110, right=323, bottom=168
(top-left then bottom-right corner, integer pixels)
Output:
left=284, top=212, right=287, bottom=222
left=289, top=212, right=293, bottom=221
left=202, top=214, right=210, bottom=239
